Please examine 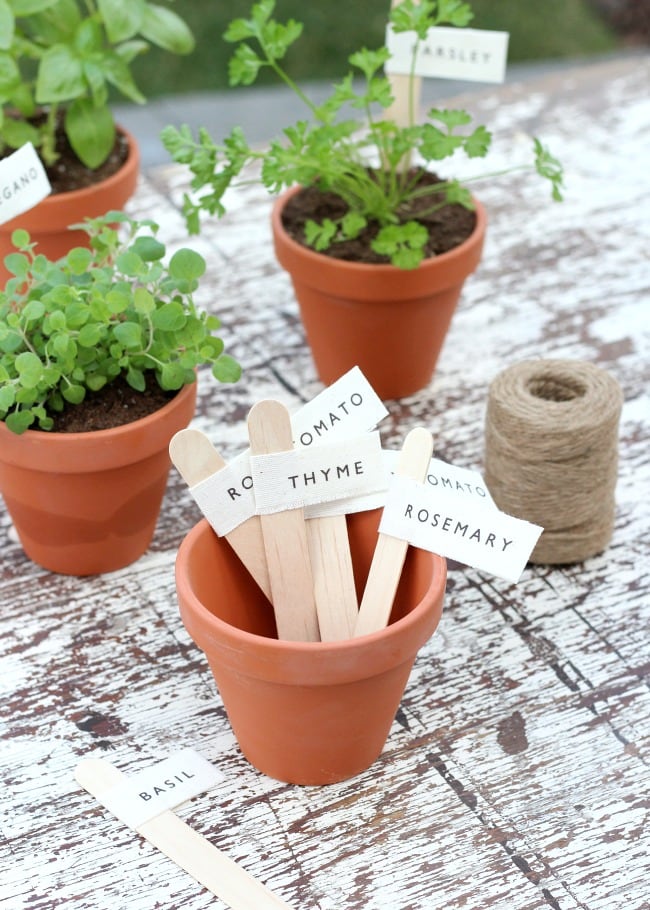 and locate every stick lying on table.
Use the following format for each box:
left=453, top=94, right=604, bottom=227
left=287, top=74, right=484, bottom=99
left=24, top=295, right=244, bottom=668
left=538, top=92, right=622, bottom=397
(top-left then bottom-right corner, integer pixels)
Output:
left=354, top=426, right=434, bottom=637
left=75, top=758, right=293, bottom=910
left=169, top=429, right=271, bottom=601
left=248, top=400, right=320, bottom=642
